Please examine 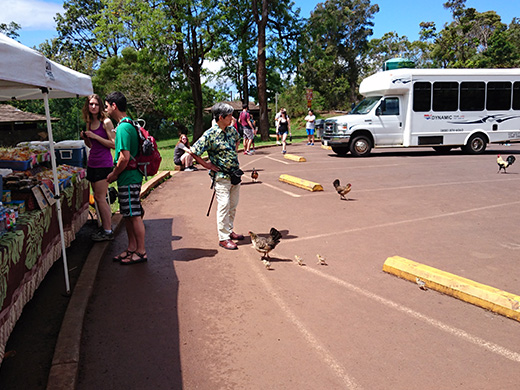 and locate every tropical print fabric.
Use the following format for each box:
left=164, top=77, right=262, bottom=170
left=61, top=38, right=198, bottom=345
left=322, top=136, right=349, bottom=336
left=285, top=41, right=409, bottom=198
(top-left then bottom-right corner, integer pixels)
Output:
left=191, top=124, right=240, bottom=180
